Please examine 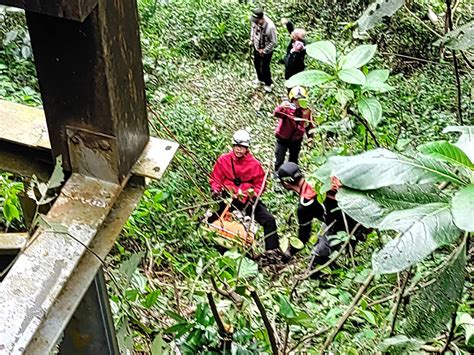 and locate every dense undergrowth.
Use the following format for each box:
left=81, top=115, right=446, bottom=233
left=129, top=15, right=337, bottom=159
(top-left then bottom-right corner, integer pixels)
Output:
left=0, top=0, right=473, bottom=354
